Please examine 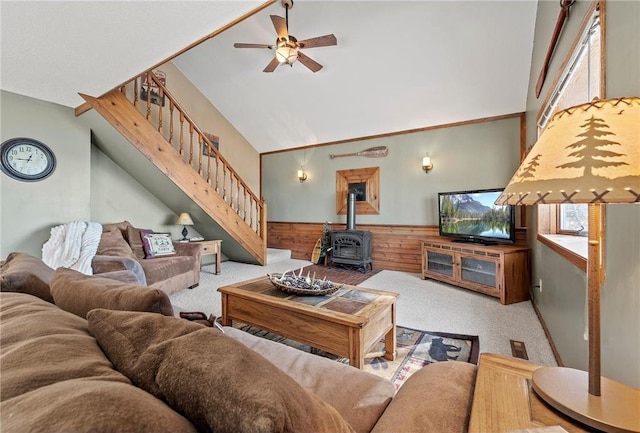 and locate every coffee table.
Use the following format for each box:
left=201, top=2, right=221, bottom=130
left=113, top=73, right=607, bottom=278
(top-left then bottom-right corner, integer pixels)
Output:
left=218, top=276, right=398, bottom=369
